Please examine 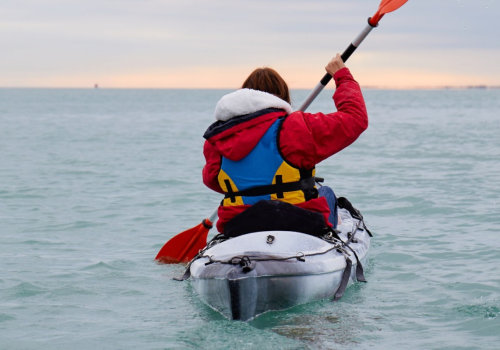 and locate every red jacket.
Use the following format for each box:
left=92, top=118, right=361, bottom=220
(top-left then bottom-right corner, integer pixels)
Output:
left=203, top=67, right=368, bottom=233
